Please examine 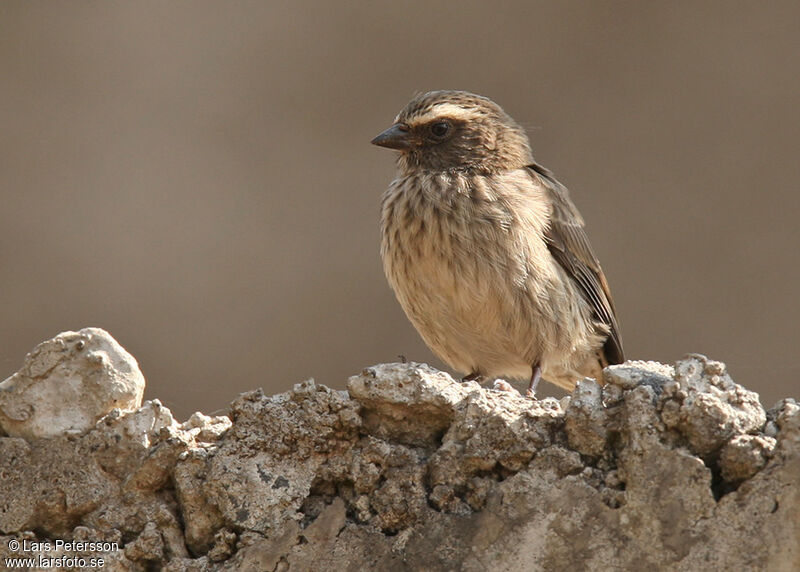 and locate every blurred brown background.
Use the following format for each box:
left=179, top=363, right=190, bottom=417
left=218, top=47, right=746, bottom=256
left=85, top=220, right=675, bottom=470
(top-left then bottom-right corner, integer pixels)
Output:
left=1, top=2, right=798, bottom=418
